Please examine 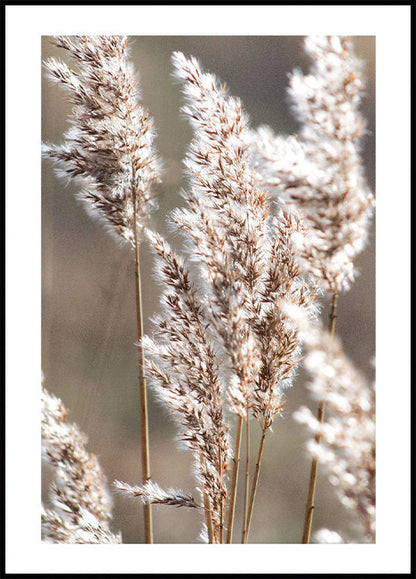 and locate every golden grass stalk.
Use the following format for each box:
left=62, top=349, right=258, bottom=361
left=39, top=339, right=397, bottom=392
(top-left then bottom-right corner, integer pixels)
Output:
left=225, top=416, right=243, bottom=543
left=133, top=194, right=153, bottom=543
left=302, top=290, right=338, bottom=543
left=243, top=426, right=267, bottom=544
left=241, top=415, right=250, bottom=543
